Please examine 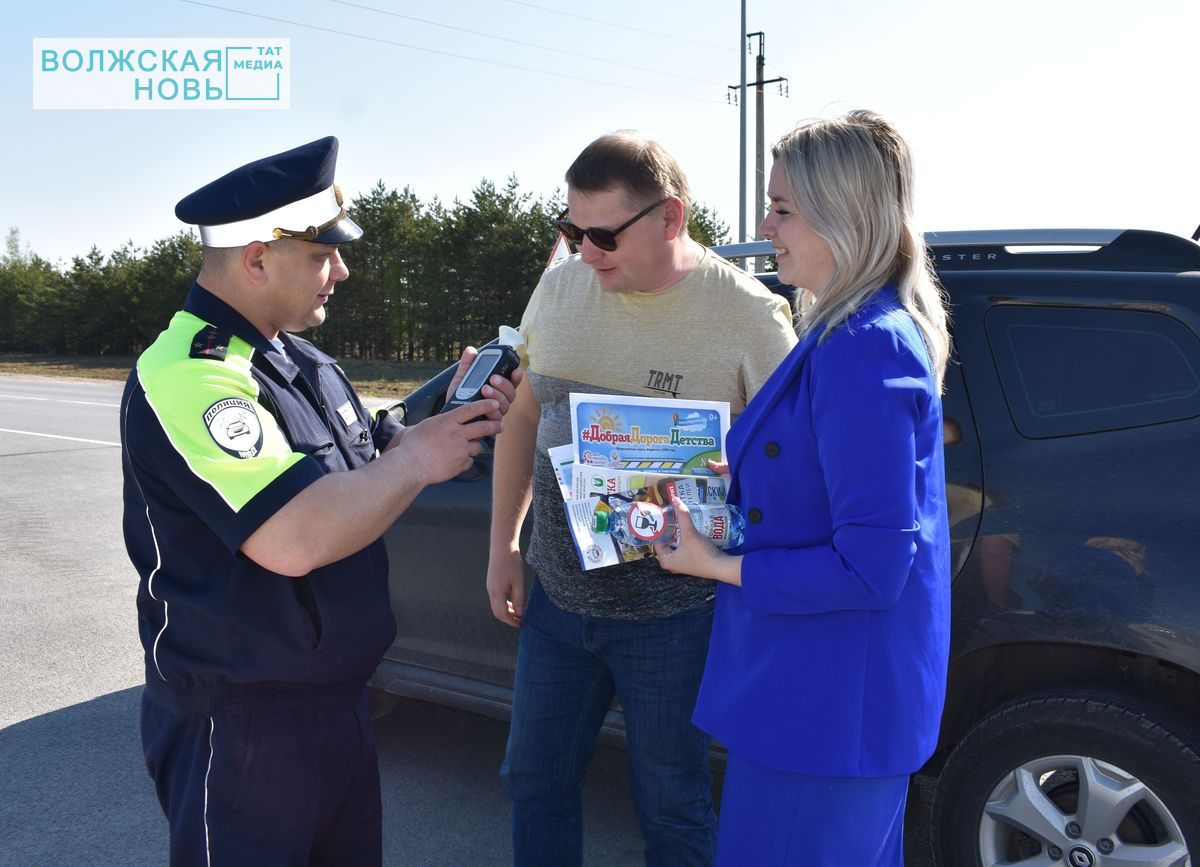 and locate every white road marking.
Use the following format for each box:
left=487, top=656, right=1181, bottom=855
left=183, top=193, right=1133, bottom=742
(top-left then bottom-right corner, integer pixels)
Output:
left=0, top=393, right=120, bottom=408
left=0, top=428, right=119, bottom=447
